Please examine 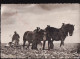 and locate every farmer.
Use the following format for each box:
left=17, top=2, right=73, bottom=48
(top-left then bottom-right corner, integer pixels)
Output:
left=12, top=31, right=20, bottom=46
